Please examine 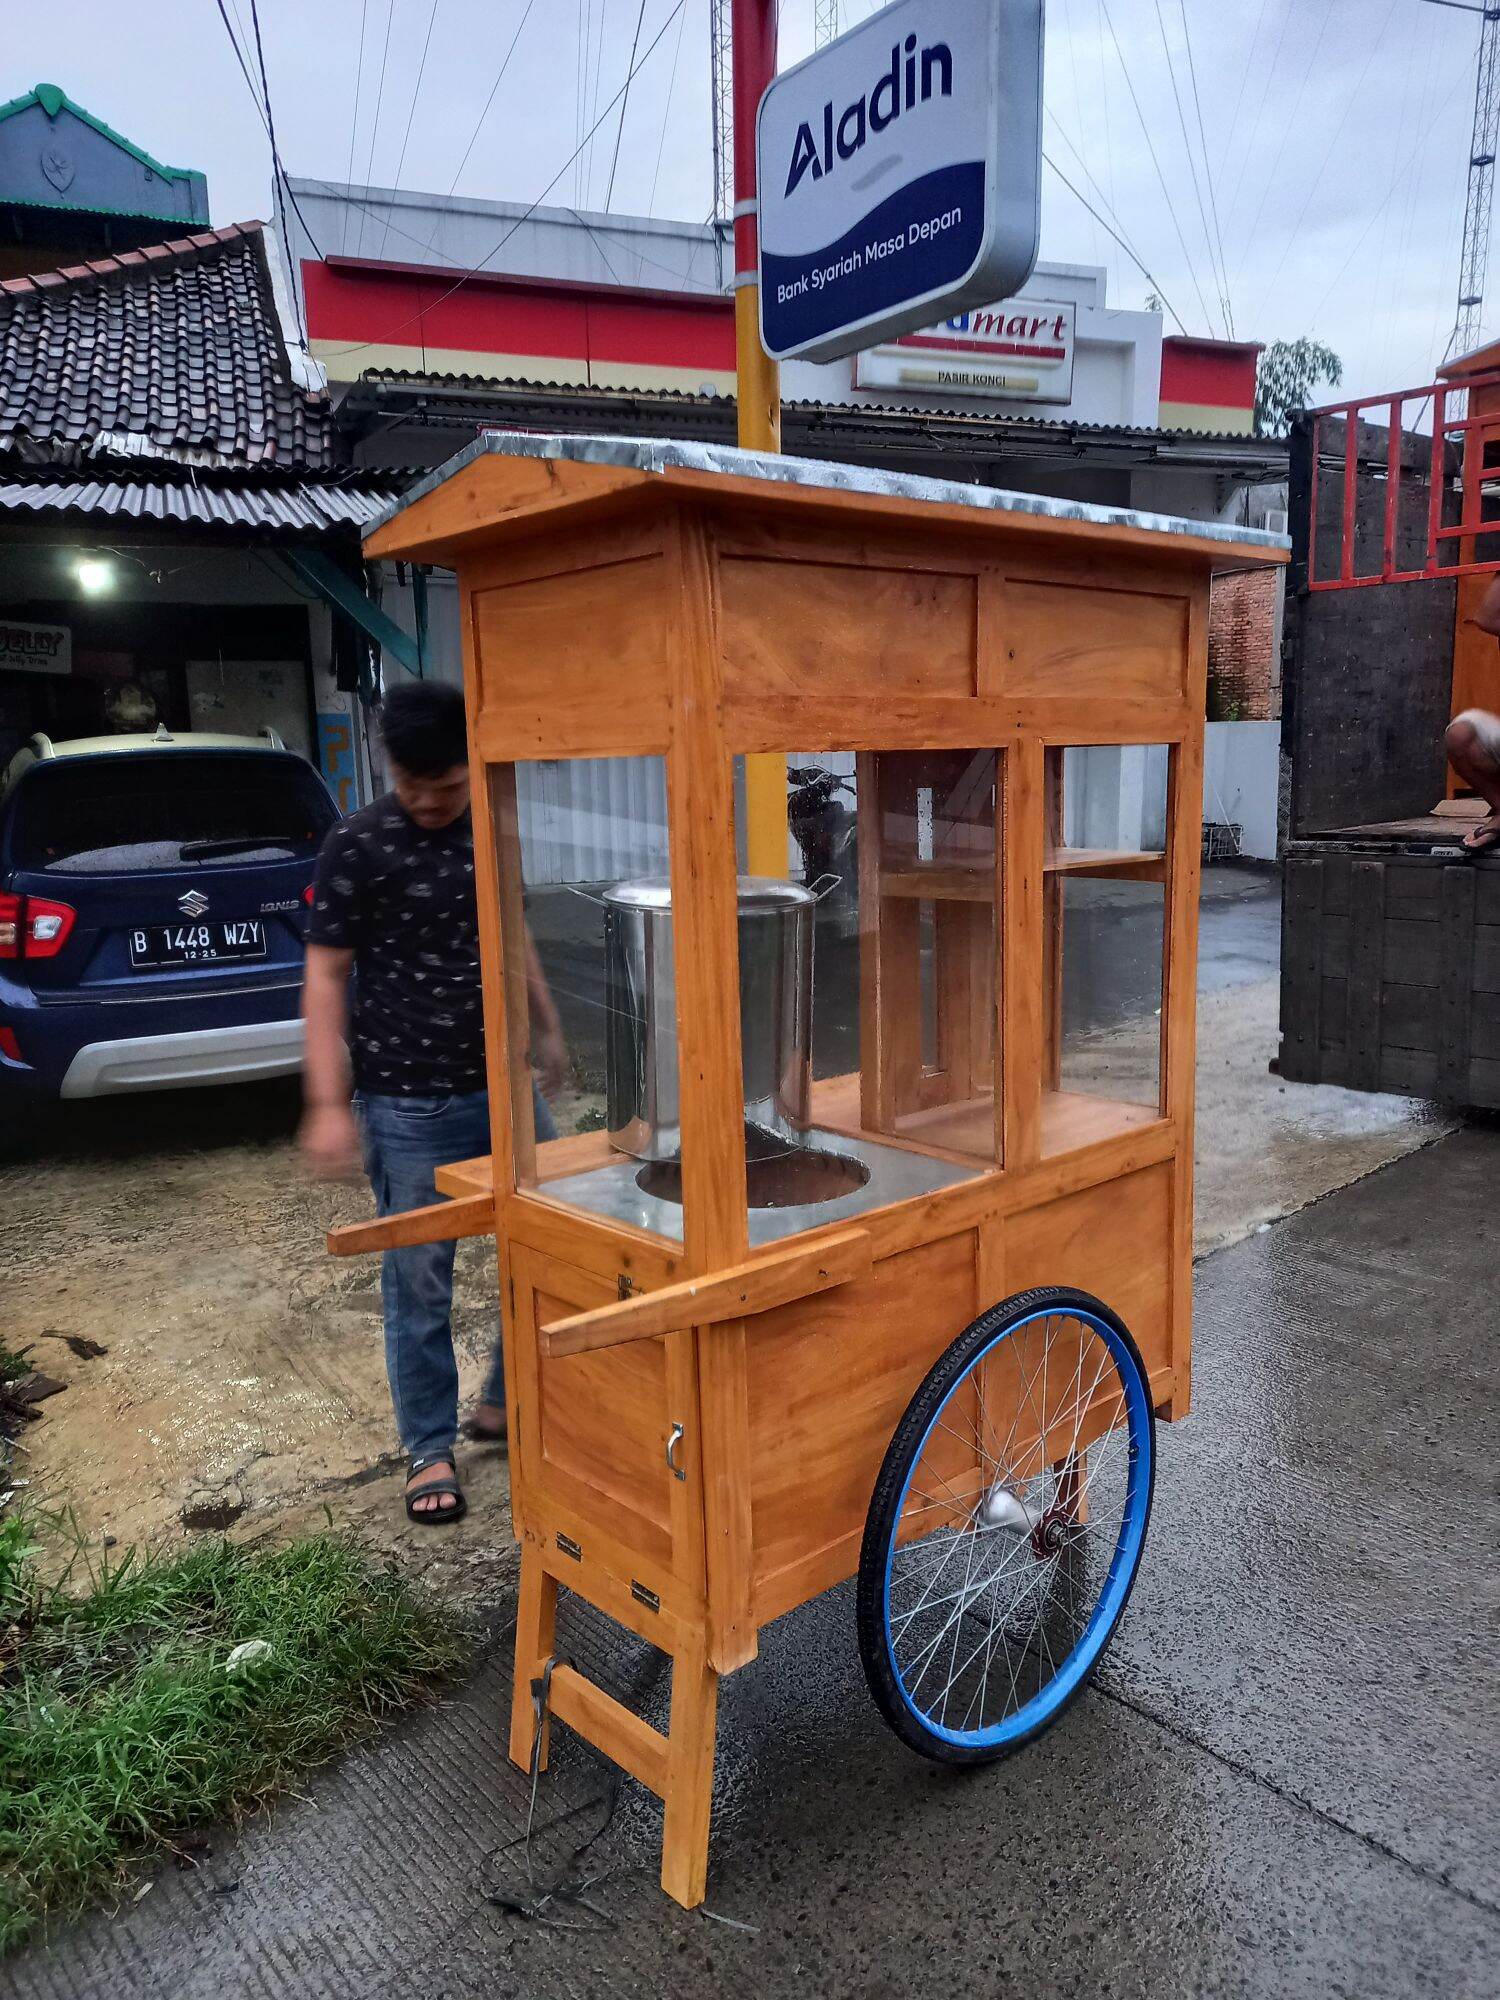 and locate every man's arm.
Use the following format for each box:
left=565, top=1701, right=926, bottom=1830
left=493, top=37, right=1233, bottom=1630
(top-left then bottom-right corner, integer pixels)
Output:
left=300, top=942, right=361, bottom=1177
left=525, top=929, right=569, bottom=1098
